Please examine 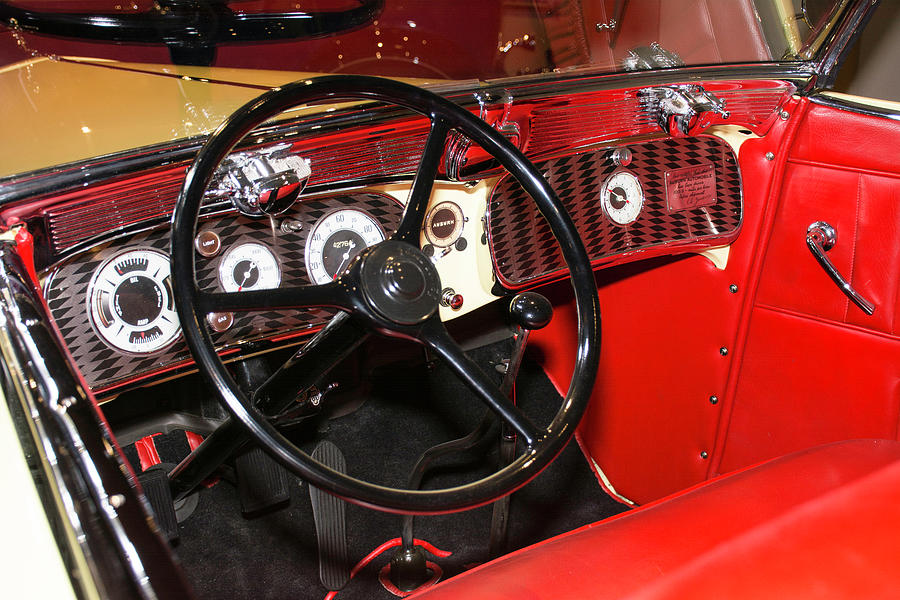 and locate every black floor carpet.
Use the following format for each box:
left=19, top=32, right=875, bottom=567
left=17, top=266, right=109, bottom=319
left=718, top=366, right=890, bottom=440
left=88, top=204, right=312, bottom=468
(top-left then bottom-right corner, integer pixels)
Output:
left=125, top=344, right=629, bottom=599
